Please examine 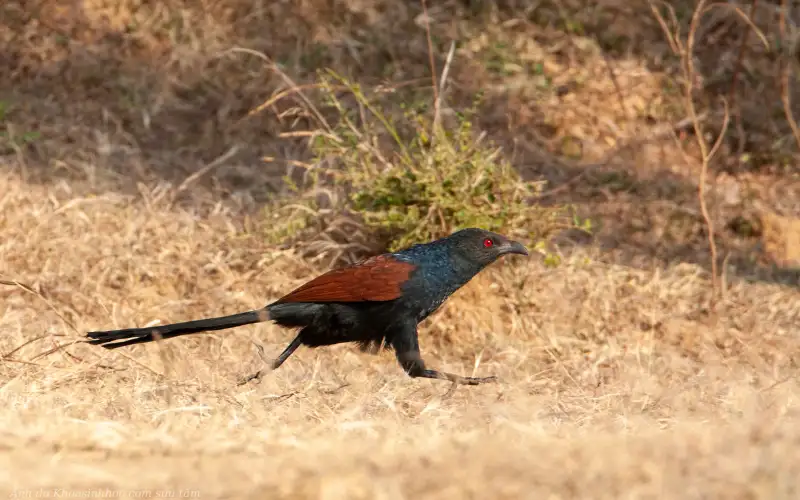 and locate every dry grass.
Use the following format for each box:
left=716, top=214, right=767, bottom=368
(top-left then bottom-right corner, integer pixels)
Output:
left=2, top=0, right=800, bottom=498
left=3, top=171, right=800, bottom=498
